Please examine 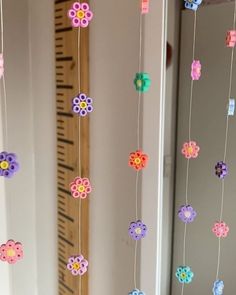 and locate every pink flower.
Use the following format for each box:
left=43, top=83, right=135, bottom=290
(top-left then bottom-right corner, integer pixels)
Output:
left=0, top=240, right=23, bottom=264
left=226, top=30, right=236, bottom=47
left=68, top=2, right=93, bottom=28
left=212, top=222, right=229, bottom=238
left=191, top=60, right=201, bottom=80
left=181, top=141, right=200, bottom=159
left=0, top=54, right=4, bottom=79
left=70, top=177, right=92, bottom=199
left=67, top=254, right=88, bottom=276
